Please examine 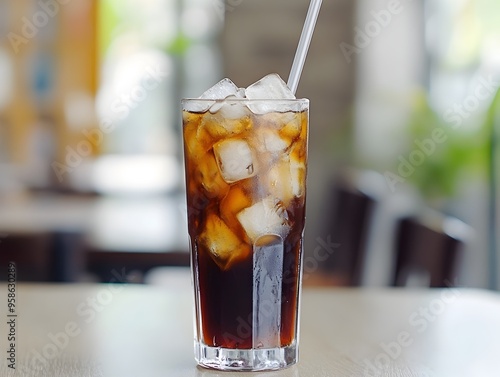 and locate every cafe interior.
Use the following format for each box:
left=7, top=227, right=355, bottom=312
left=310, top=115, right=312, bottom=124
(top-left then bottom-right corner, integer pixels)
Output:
left=1, top=0, right=500, bottom=375
left=1, top=0, right=498, bottom=289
